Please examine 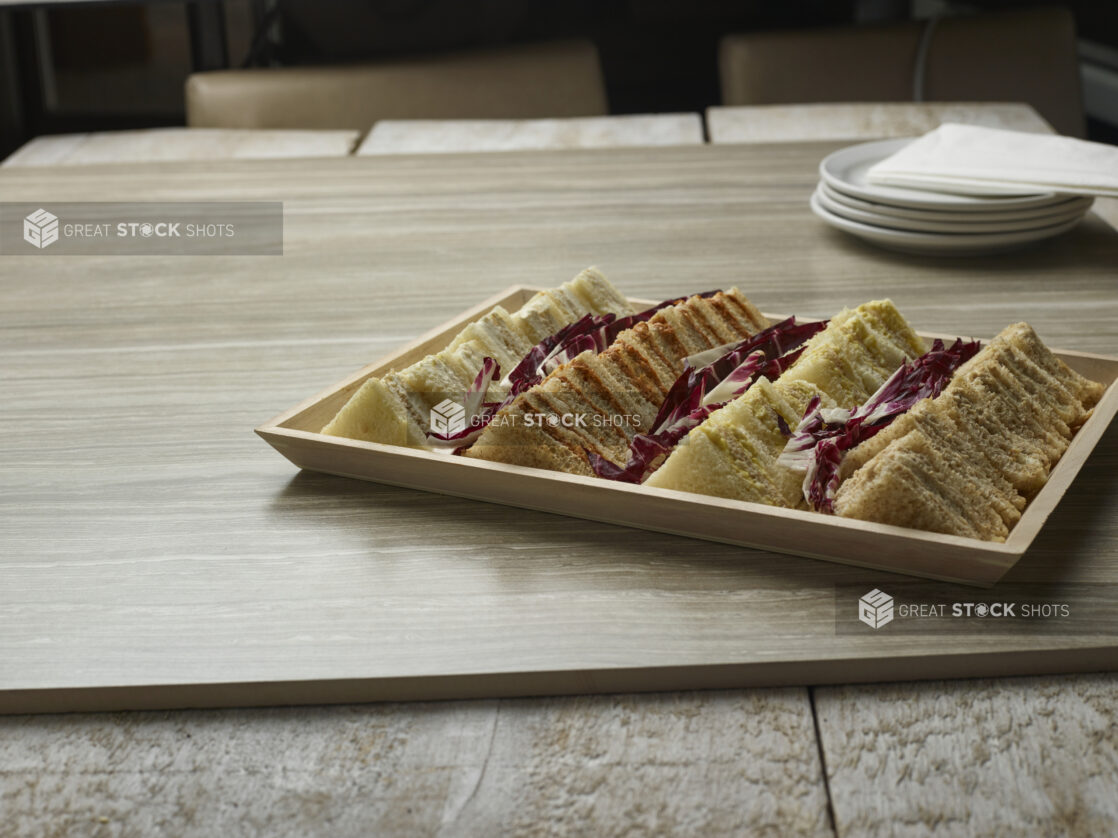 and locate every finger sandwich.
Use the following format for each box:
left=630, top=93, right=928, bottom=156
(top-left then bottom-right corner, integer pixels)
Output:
left=832, top=322, right=1105, bottom=541
left=320, top=268, right=634, bottom=446
left=644, top=299, right=926, bottom=507
left=463, top=289, right=771, bottom=474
